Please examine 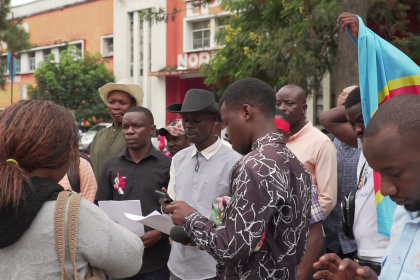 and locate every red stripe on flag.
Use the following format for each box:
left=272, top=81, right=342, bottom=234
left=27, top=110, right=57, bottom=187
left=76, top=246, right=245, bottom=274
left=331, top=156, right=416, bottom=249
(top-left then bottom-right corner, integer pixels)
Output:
left=378, top=84, right=420, bottom=106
